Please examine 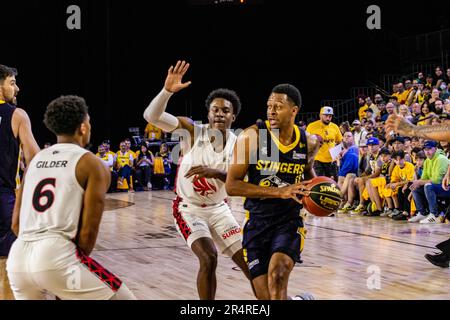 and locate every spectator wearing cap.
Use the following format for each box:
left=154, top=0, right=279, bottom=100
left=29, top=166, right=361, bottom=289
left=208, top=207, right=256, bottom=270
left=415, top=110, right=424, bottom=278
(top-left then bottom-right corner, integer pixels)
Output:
left=352, top=137, right=381, bottom=214
left=390, top=136, right=412, bottom=163
left=409, top=141, right=450, bottom=224
left=363, top=148, right=394, bottom=216
left=364, top=108, right=376, bottom=123
left=438, top=140, right=450, bottom=159
left=357, top=96, right=369, bottom=121
left=386, top=151, right=416, bottom=221
left=352, top=119, right=367, bottom=147
left=336, top=132, right=359, bottom=213
left=306, top=106, right=342, bottom=181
